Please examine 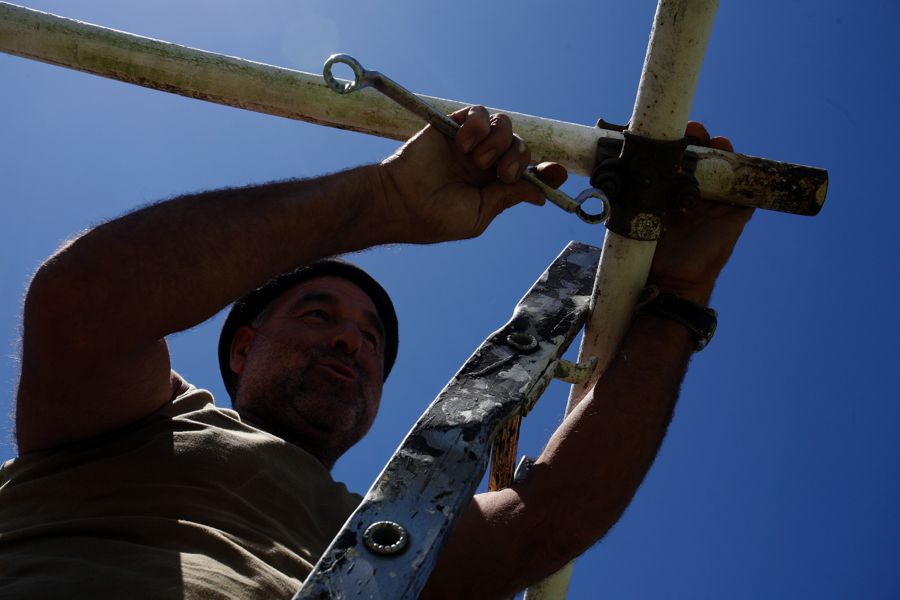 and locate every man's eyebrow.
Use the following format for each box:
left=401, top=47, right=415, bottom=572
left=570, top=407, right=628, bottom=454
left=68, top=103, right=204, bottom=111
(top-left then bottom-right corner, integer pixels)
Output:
left=288, top=292, right=338, bottom=312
